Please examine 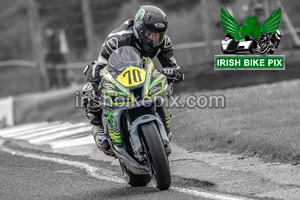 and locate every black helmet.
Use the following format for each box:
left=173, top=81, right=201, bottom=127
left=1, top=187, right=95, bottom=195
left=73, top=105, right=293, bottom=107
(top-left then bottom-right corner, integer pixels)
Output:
left=133, top=5, right=168, bottom=52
